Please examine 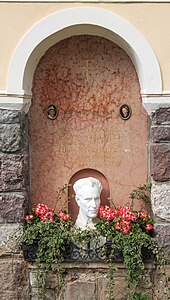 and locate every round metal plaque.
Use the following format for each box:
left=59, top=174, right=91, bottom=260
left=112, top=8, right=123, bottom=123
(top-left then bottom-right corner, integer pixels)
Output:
left=119, top=104, right=132, bottom=120
left=46, top=104, right=58, bottom=120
